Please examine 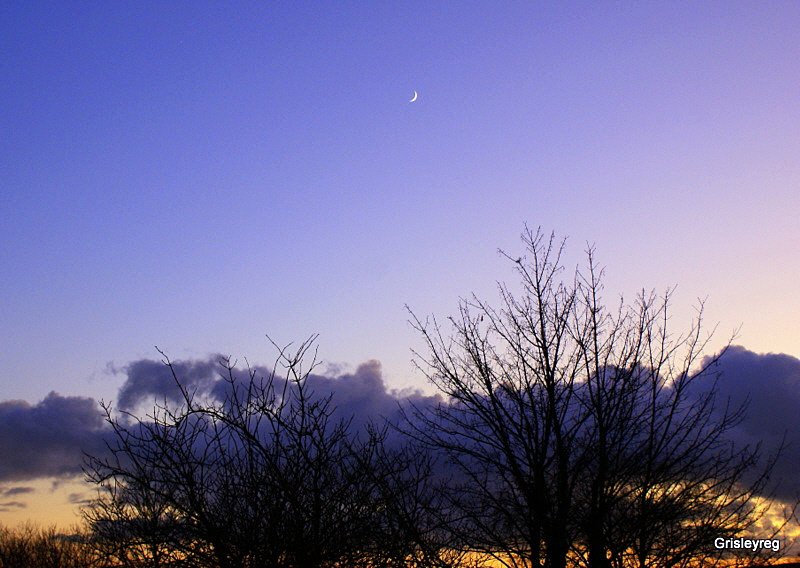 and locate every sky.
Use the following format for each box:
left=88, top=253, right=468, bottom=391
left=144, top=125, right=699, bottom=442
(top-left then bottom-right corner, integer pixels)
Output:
left=1, top=2, right=799, bottom=529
